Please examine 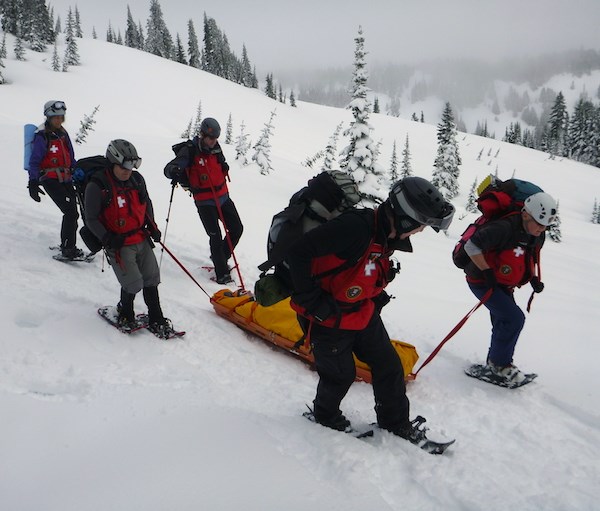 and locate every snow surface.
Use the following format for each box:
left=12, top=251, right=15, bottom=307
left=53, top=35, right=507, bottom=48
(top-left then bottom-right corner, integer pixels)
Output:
left=1, top=36, right=600, bottom=511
